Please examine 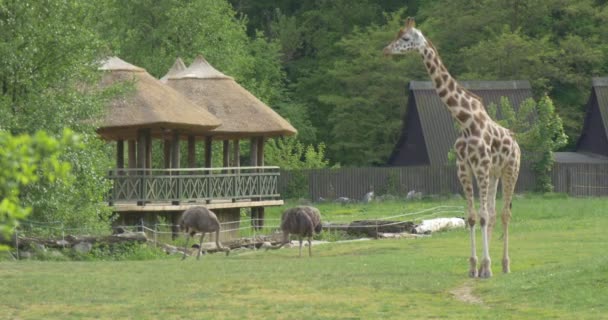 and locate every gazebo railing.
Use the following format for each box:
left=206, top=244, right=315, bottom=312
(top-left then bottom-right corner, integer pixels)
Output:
left=107, top=166, right=281, bottom=205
